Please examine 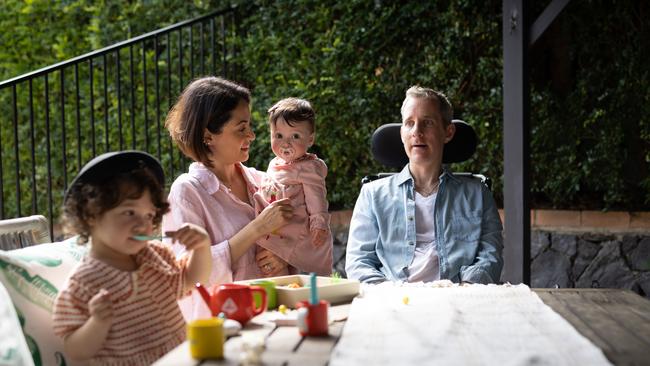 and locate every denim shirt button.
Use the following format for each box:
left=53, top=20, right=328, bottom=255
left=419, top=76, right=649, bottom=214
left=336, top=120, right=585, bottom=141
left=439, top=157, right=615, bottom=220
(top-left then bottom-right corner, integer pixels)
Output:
left=408, top=216, right=414, bottom=221
left=408, top=241, right=414, bottom=246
